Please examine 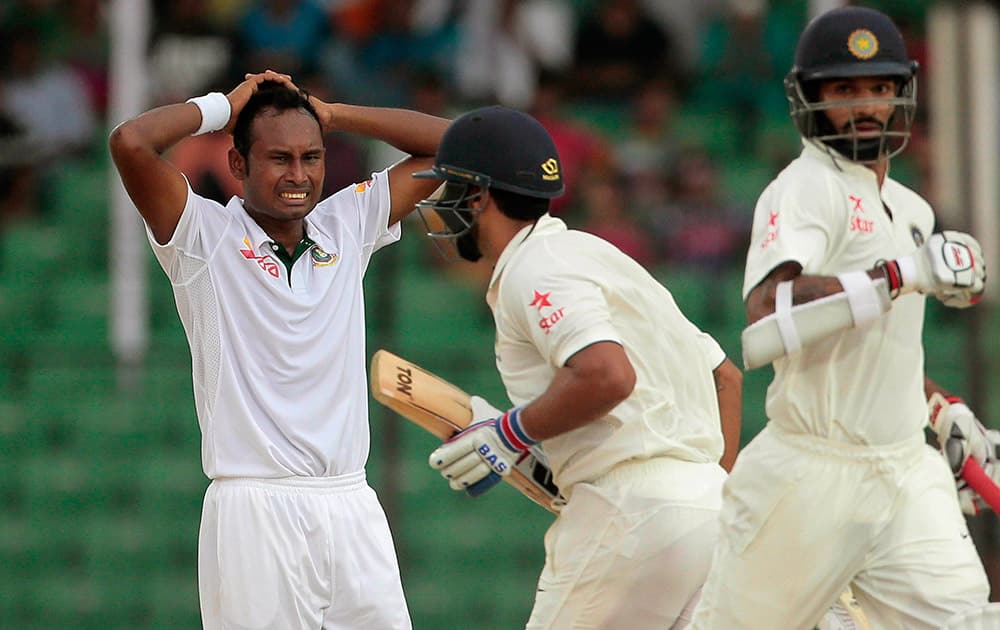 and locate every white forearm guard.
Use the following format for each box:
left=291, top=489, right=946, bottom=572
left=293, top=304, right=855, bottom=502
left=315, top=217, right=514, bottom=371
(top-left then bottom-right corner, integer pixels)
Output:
left=741, top=271, right=891, bottom=370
